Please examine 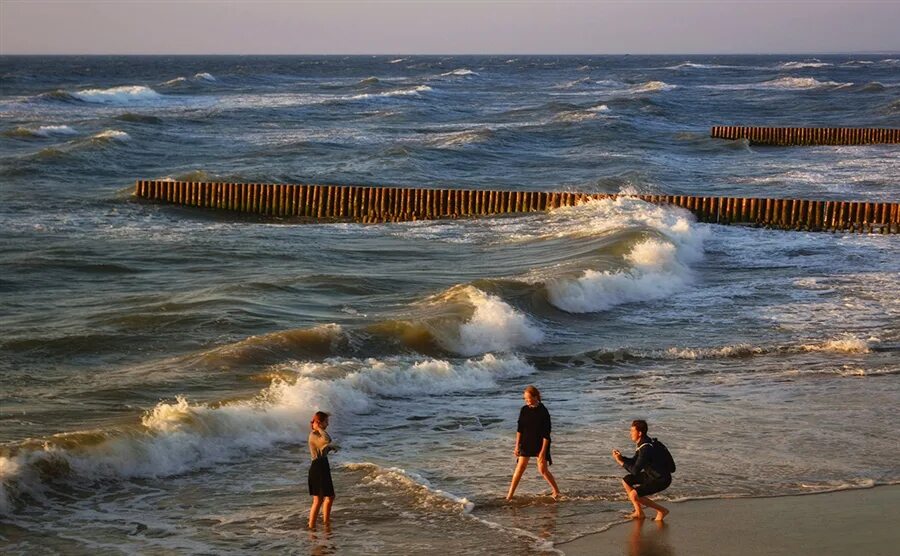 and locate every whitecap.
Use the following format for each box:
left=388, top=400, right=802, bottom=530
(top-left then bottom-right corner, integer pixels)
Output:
left=778, top=61, right=833, bottom=69
left=70, top=85, right=163, bottom=104
left=29, top=125, right=78, bottom=137
left=440, top=68, right=478, bottom=77
left=194, top=72, right=216, bottom=81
